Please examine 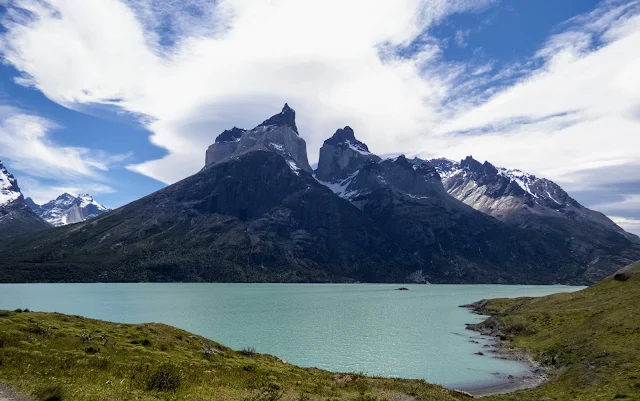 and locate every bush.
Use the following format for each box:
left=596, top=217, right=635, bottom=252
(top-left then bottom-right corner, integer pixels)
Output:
left=241, top=346, right=257, bottom=356
left=146, top=363, right=181, bottom=392
left=84, top=346, right=100, bottom=354
left=35, top=384, right=65, bottom=401
left=131, top=338, right=152, bottom=346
